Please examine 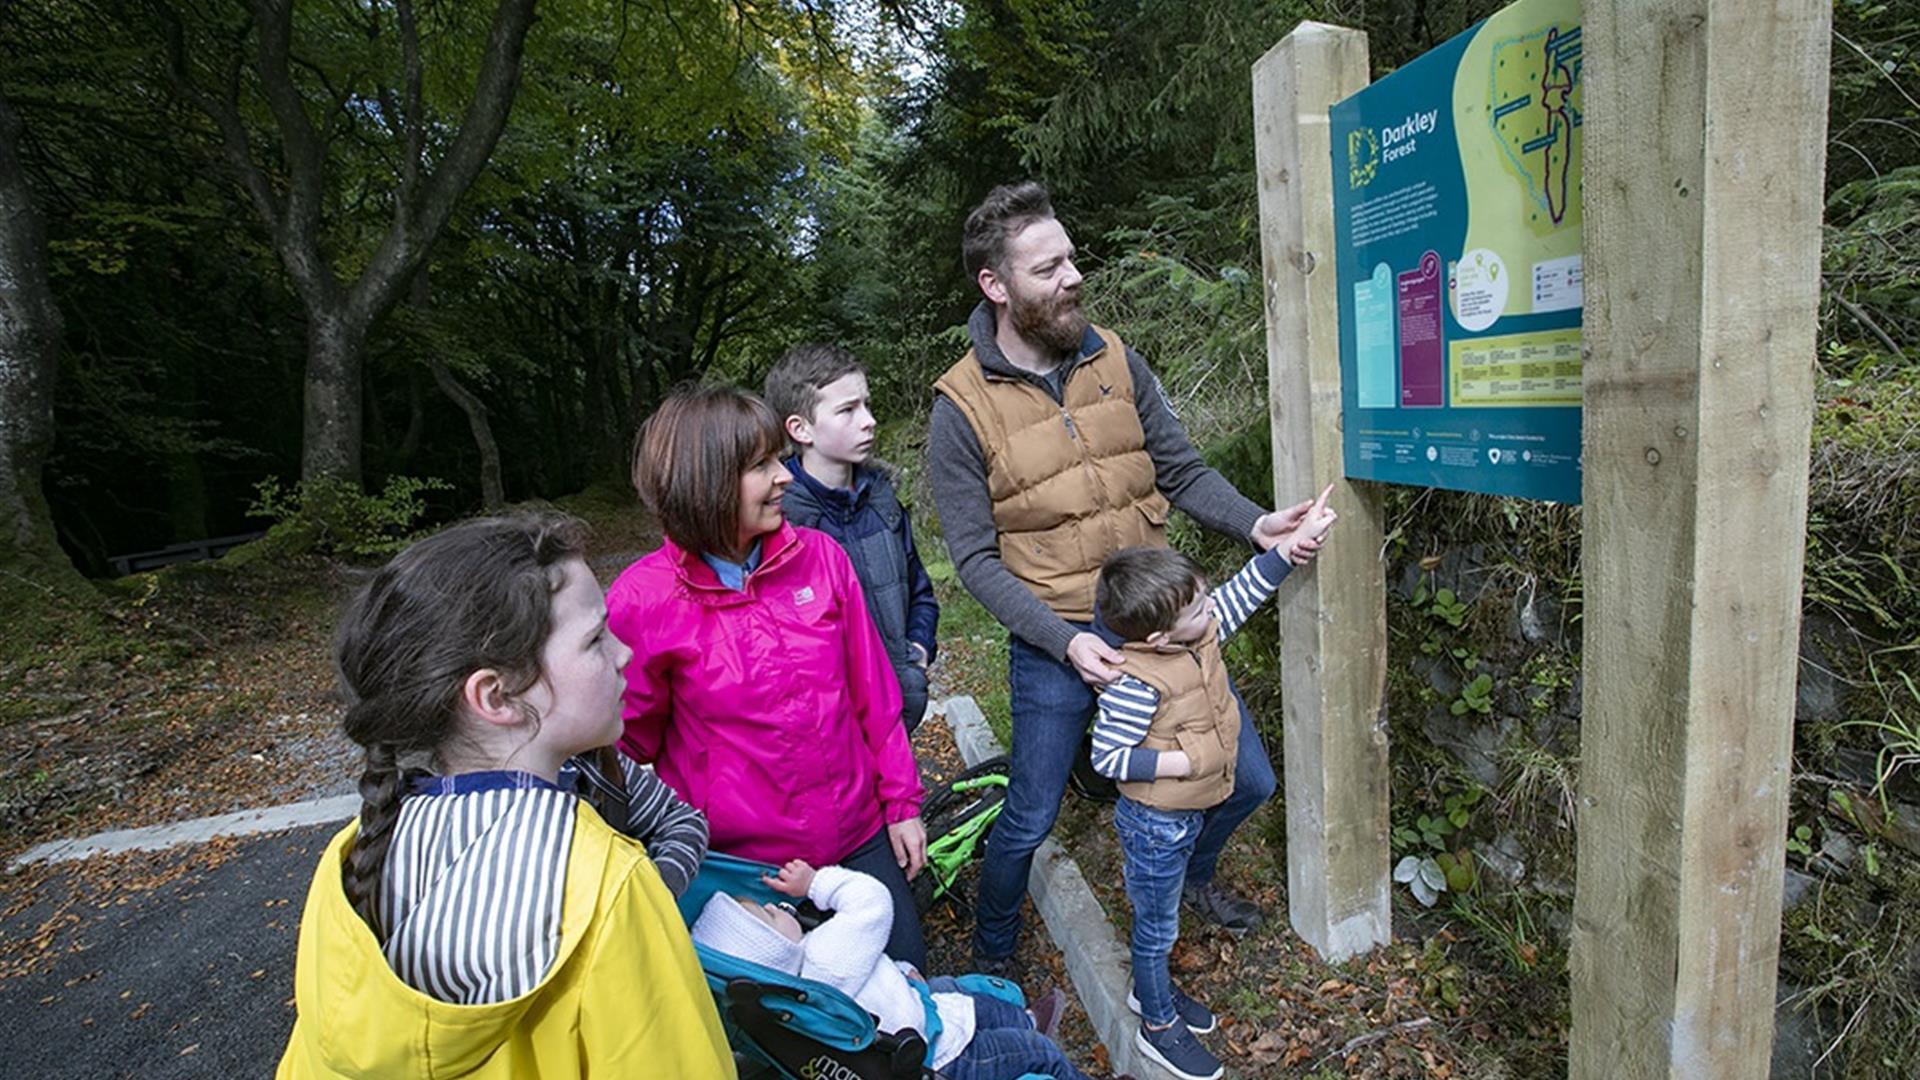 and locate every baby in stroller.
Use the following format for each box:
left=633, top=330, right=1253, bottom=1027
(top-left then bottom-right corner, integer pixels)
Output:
left=692, top=858, right=1095, bottom=1080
